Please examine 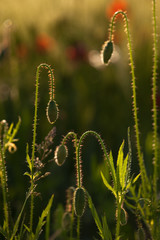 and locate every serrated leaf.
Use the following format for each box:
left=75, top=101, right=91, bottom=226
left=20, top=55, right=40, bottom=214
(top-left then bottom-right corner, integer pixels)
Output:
left=127, top=127, right=132, bottom=180
left=109, top=151, right=117, bottom=189
left=122, top=154, right=129, bottom=189
left=101, top=172, right=117, bottom=198
left=116, top=141, right=125, bottom=191
left=86, top=192, right=103, bottom=239
left=102, top=215, right=112, bottom=240
left=34, top=195, right=54, bottom=240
